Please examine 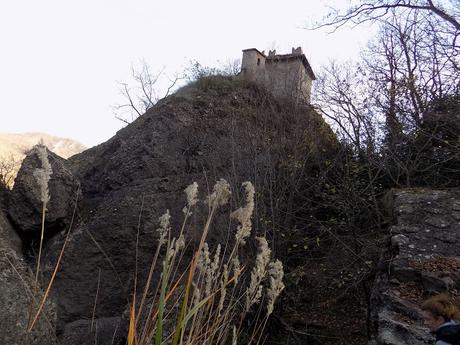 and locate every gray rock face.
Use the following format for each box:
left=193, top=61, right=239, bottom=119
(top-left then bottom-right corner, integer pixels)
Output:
left=0, top=186, right=21, bottom=253
left=0, top=193, right=57, bottom=344
left=61, top=317, right=124, bottom=345
left=369, top=189, right=460, bottom=345
left=8, top=146, right=81, bottom=236
left=0, top=250, right=57, bottom=345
